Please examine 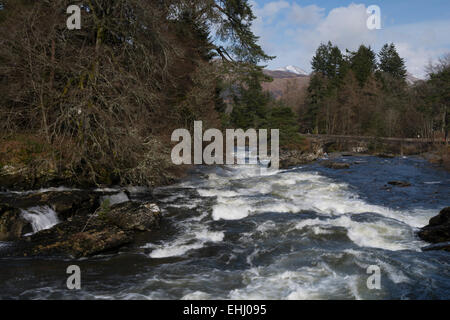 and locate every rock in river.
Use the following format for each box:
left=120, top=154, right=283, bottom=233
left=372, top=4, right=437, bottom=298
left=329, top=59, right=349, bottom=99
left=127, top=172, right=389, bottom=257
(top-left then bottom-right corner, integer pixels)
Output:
left=321, top=161, right=350, bottom=169
left=388, top=181, right=411, bottom=187
left=0, top=190, right=100, bottom=220
left=418, top=207, right=450, bottom=251
left=5, top=201, right=161, bottom=258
